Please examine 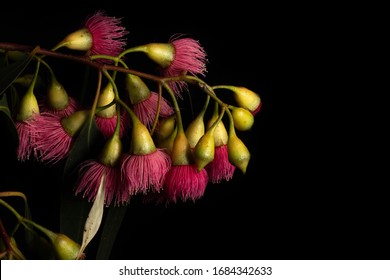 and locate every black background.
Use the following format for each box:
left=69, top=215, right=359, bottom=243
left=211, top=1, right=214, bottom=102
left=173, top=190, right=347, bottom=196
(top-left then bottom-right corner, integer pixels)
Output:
left=0, top=3, right=386, bottom=260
